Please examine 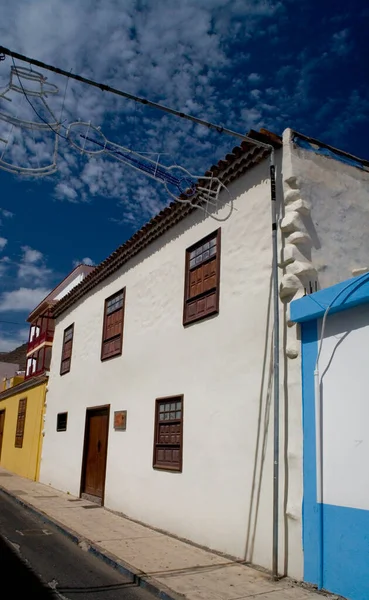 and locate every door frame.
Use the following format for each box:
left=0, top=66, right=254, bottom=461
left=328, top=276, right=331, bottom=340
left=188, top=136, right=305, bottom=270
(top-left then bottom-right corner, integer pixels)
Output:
left=0, top=409, right=5, bottom=461
left=79, top=404, right=110, bottom=505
